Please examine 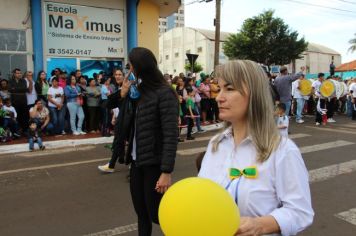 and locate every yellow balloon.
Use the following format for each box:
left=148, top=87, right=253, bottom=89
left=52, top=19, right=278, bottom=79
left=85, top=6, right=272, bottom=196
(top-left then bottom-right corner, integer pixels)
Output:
left=159, top=177, right=240, bottom=236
